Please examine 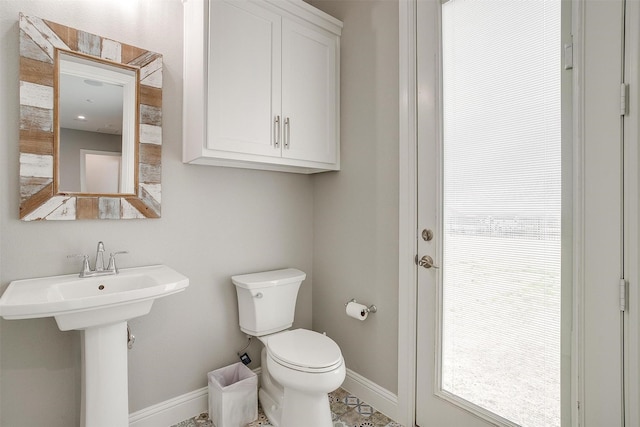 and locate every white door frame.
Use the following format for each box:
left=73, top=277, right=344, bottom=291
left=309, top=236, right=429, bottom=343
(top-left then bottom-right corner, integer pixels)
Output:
left=624, top=1, right=640, bottom=426
left=399, top=0, right=640, bottom=426
left=397, top=0, right=419, bottom=425
left=397, top=0, right=588, bottom=426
